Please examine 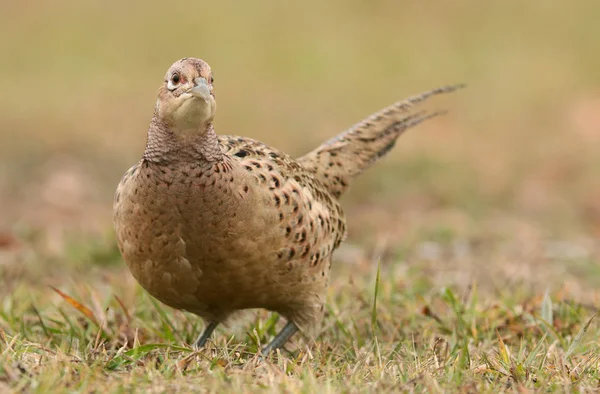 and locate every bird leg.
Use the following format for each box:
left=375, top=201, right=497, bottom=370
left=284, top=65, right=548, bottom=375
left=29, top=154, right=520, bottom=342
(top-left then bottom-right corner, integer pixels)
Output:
left=193, top=321, right=218, bottom=349
left=260, top=320, right=299, bottom=356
